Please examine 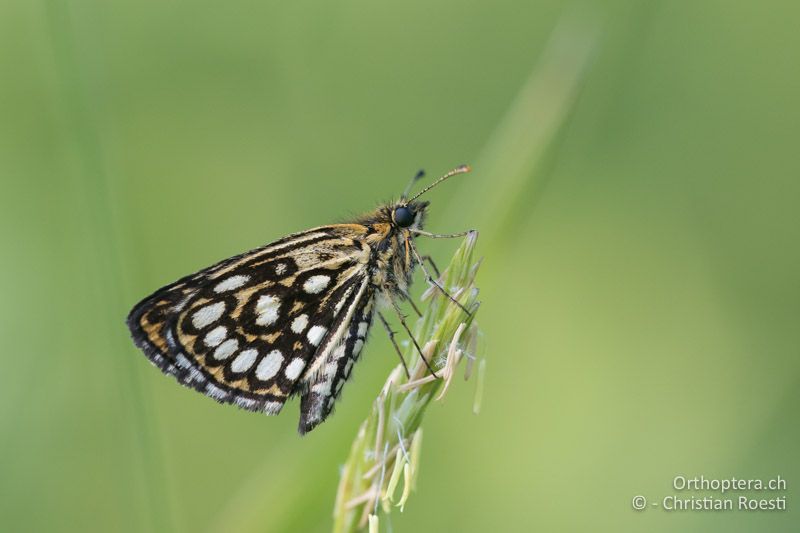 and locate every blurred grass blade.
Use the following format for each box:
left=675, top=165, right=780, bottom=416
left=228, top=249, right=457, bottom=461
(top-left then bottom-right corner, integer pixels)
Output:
left=447, top=12, right=601, bottom=238
left=42, top=2, right=173, bottom=530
